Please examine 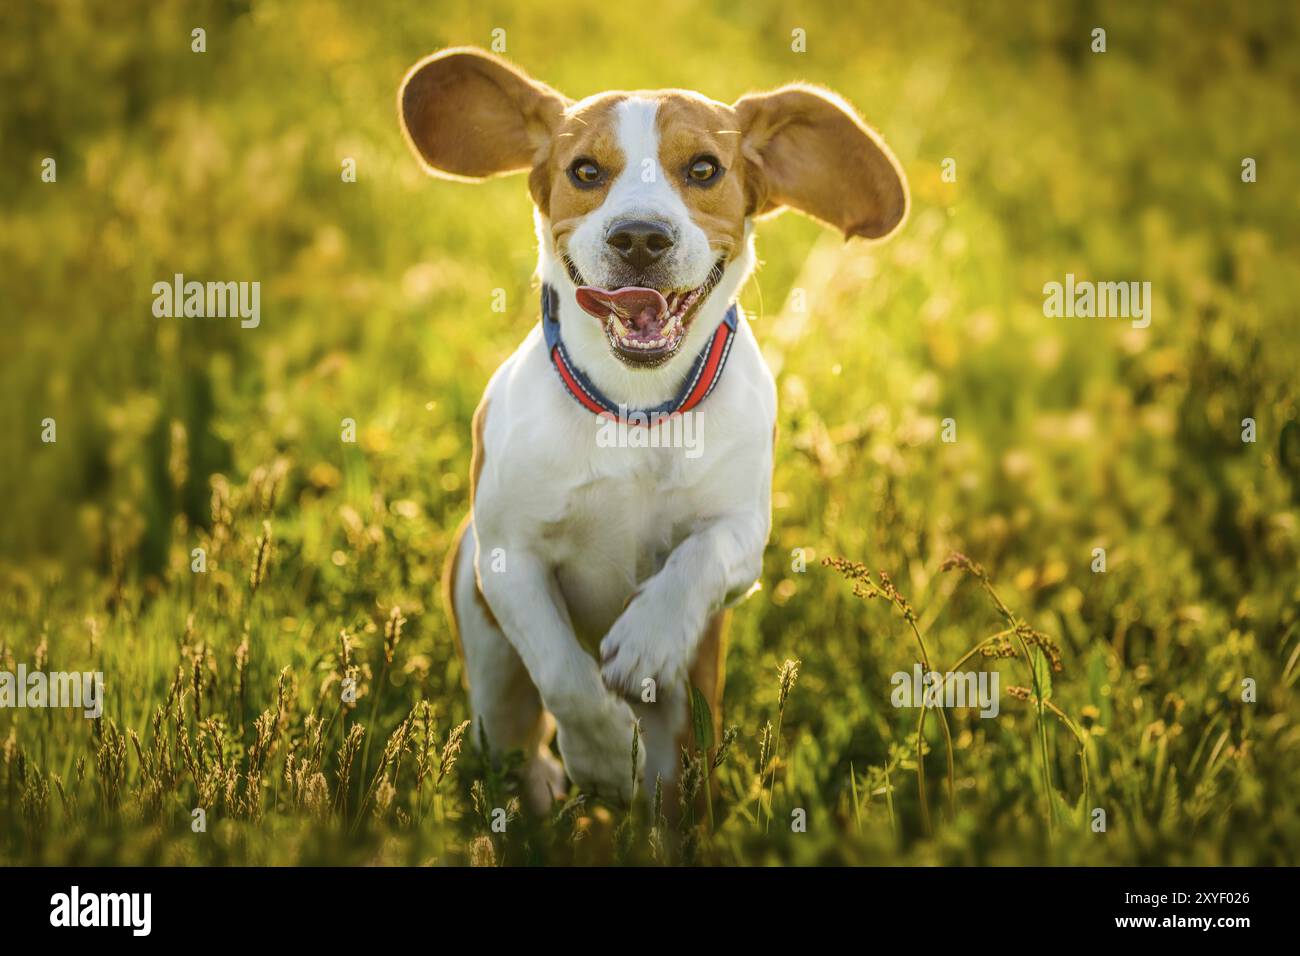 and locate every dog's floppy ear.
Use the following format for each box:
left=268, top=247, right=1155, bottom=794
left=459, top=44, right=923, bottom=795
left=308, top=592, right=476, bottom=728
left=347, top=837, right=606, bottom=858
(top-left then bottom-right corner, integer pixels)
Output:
left=399, top=47, right=568, bottom=181
left=733, top=84, right=908, bottom=240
